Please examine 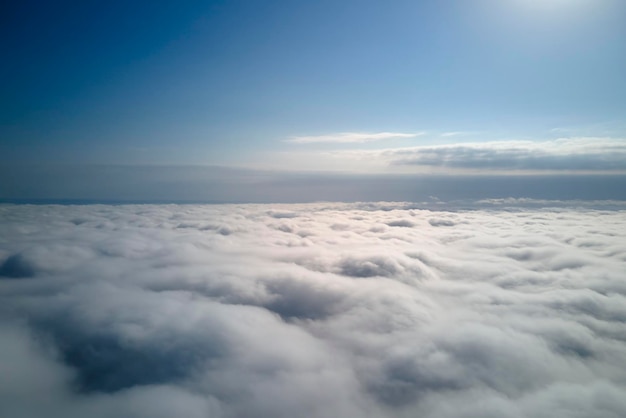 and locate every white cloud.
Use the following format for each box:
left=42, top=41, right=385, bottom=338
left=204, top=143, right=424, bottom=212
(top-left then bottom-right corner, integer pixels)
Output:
left=1, top=202, right=626, bottom=417
left=287, top=132, right=422, bottom=144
